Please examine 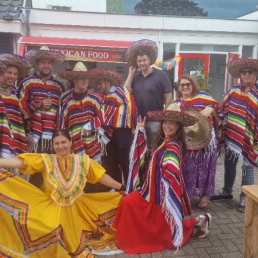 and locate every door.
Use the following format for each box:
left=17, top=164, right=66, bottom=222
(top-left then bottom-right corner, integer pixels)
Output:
left=178, top=53, right=210, bottom=76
